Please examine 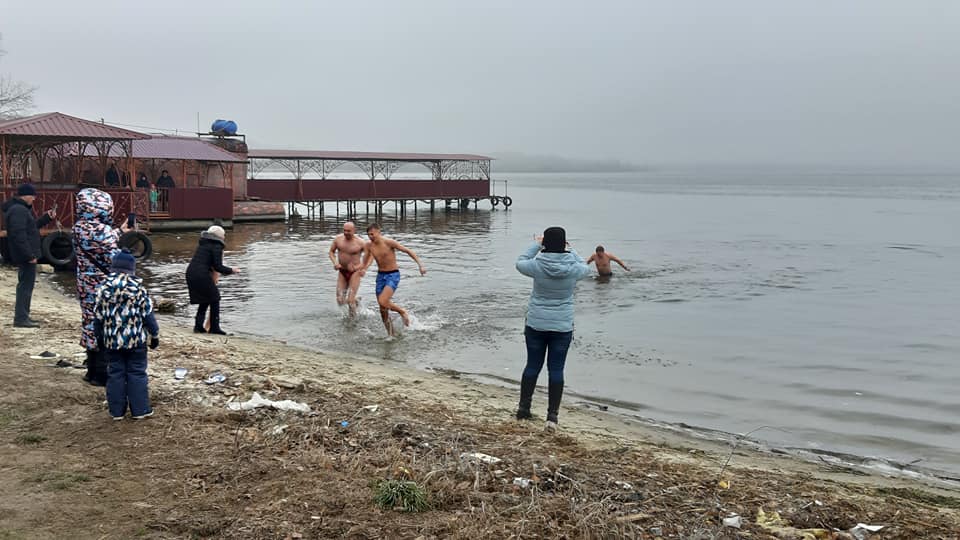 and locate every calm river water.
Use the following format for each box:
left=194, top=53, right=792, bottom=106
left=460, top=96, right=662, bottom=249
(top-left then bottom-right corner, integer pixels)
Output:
left=52, top=169, right=960, bottom=478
